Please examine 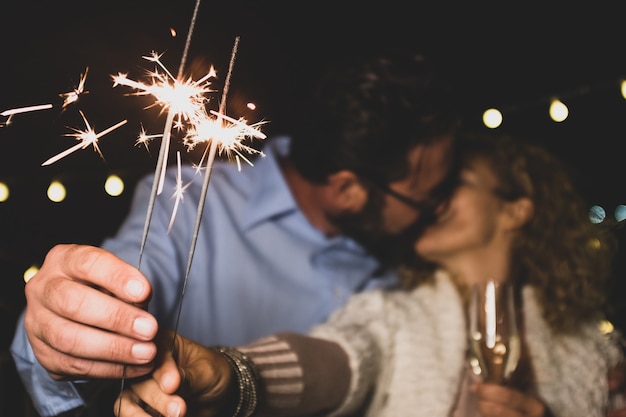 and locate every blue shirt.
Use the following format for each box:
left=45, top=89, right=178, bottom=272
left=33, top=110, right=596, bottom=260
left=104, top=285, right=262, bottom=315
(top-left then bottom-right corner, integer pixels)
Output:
left=11, top=136, right=398, bottom=416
